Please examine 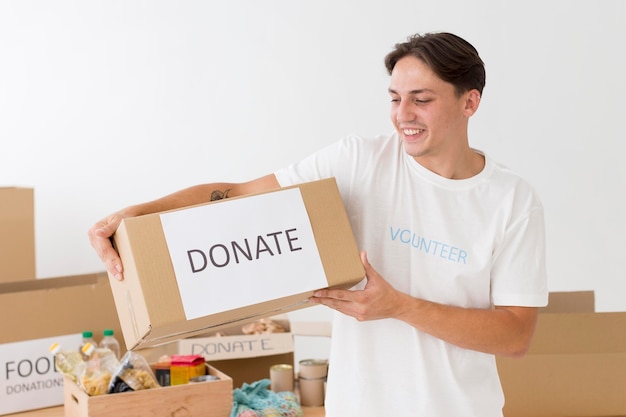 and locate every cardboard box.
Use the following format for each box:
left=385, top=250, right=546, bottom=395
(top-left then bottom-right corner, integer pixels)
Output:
left=497, top=291, right=626, bottom=417
left=110, top=178, right=365, bottom=350
left=0, top=187, right=35, bottom=282
left=63, top=364, right=232, bottom=417
left=0, top=273, right=122, bottom=415
left=178, top=316, right=295, bottom=388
